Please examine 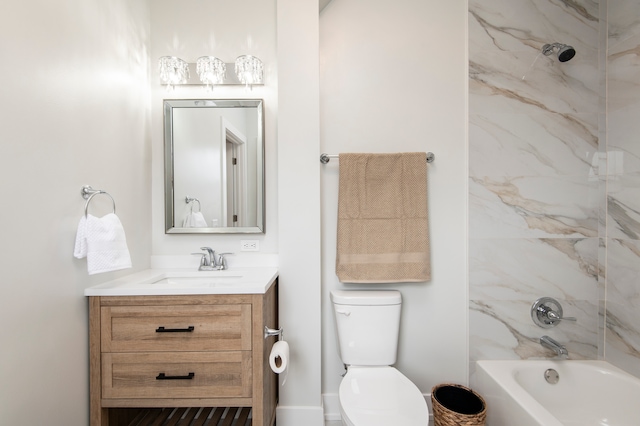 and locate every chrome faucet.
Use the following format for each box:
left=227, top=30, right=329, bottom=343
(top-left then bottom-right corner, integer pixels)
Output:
left=200, top=247, right=216, bottom=268
left=540, top=335, right=568, bottom=358
left=192, top=247, right=232, bottom=271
